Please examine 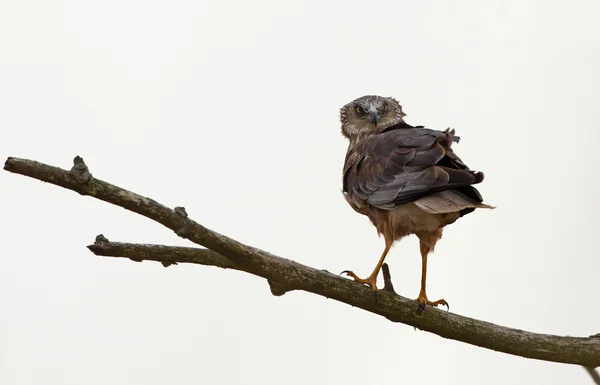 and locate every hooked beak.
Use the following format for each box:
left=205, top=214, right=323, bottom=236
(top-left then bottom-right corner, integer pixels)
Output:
left=370, top=112, right=379, bottom=125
